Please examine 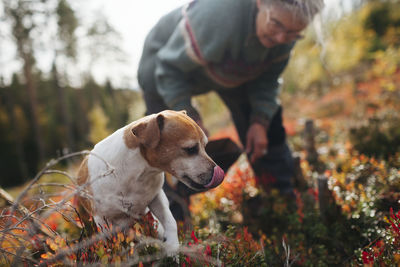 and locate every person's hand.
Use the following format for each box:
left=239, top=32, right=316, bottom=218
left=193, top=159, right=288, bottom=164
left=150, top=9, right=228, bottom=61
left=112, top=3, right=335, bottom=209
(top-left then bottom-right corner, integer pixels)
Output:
left=246, top=122, right=267, bottom=163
